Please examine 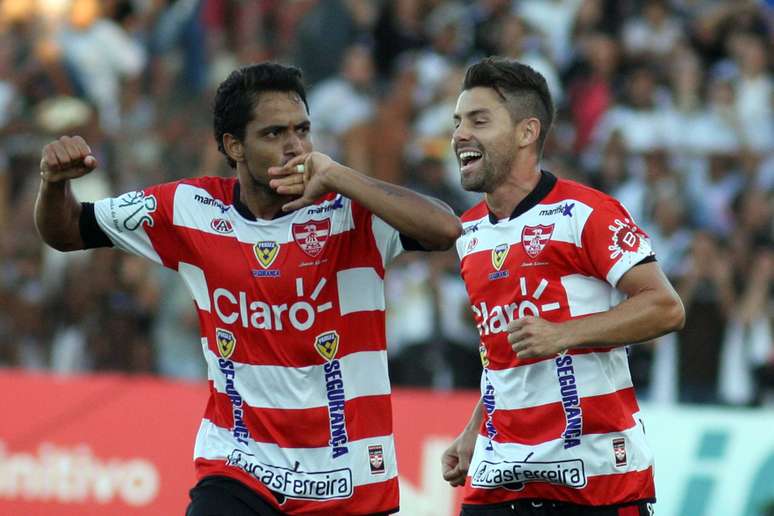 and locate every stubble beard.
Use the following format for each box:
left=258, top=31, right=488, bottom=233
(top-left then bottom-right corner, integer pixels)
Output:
left=461, top=150, right=513, bottom=193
